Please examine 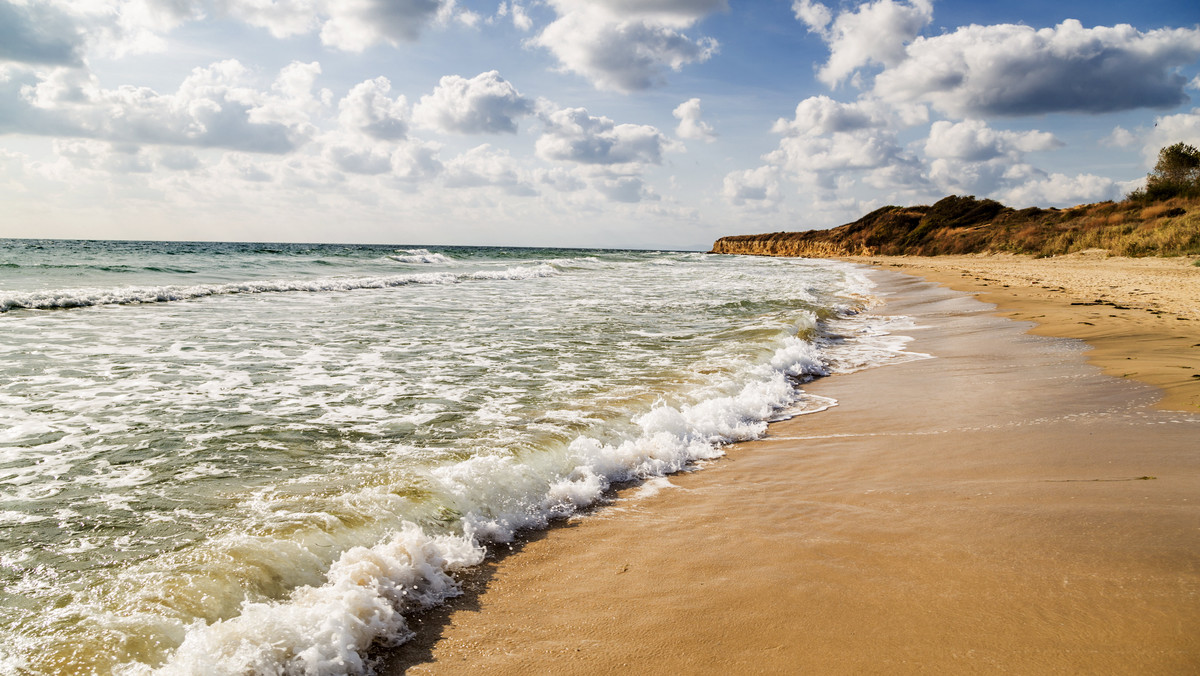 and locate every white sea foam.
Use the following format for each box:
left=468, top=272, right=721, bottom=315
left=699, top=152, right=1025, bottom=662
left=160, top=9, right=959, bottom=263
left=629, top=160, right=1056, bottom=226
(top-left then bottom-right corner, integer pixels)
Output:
left=146, top=332, right=836, bottom=675
left=0, top=265, right=562, bottom=313
left=469, top=263, right=559, bottom=280
left=387, top=249, right=455, bottom=265
left=0, top=250, right=929, bottom=676
left=146, top=525, right=483, bottom=676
